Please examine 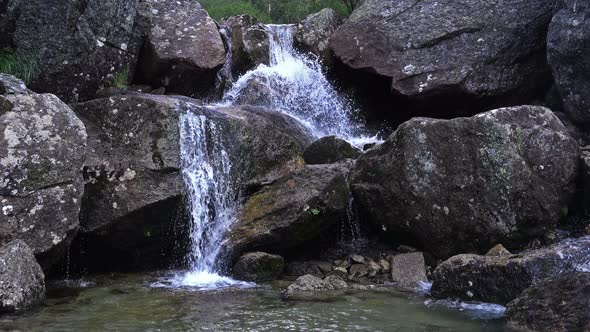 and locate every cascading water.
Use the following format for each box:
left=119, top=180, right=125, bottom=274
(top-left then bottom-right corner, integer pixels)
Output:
left=170, top=110, right=250, bottom=289
left=169, top=24, right=378, bottom=289
left=222, top=24, right=378, bottom=145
